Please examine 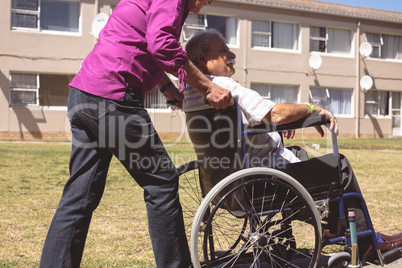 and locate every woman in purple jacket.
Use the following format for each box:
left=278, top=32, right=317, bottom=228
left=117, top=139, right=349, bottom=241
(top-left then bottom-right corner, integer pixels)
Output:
left=39, top=1, right=232, bottom=267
